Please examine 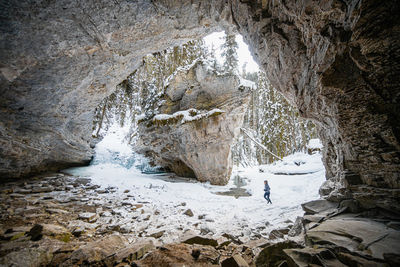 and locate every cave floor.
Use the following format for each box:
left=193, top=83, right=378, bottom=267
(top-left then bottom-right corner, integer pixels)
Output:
left=0, top=168, right=399, bottom=266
